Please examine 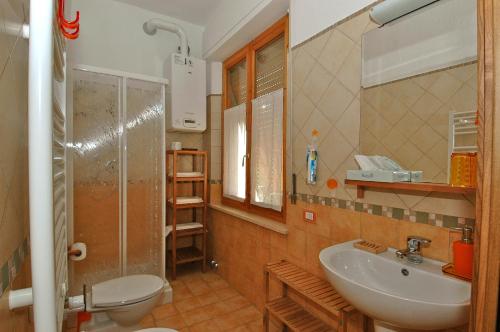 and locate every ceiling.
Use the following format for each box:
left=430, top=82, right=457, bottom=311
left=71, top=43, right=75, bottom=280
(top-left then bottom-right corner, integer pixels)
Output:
left=114, top=0, right=223, bottom=26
